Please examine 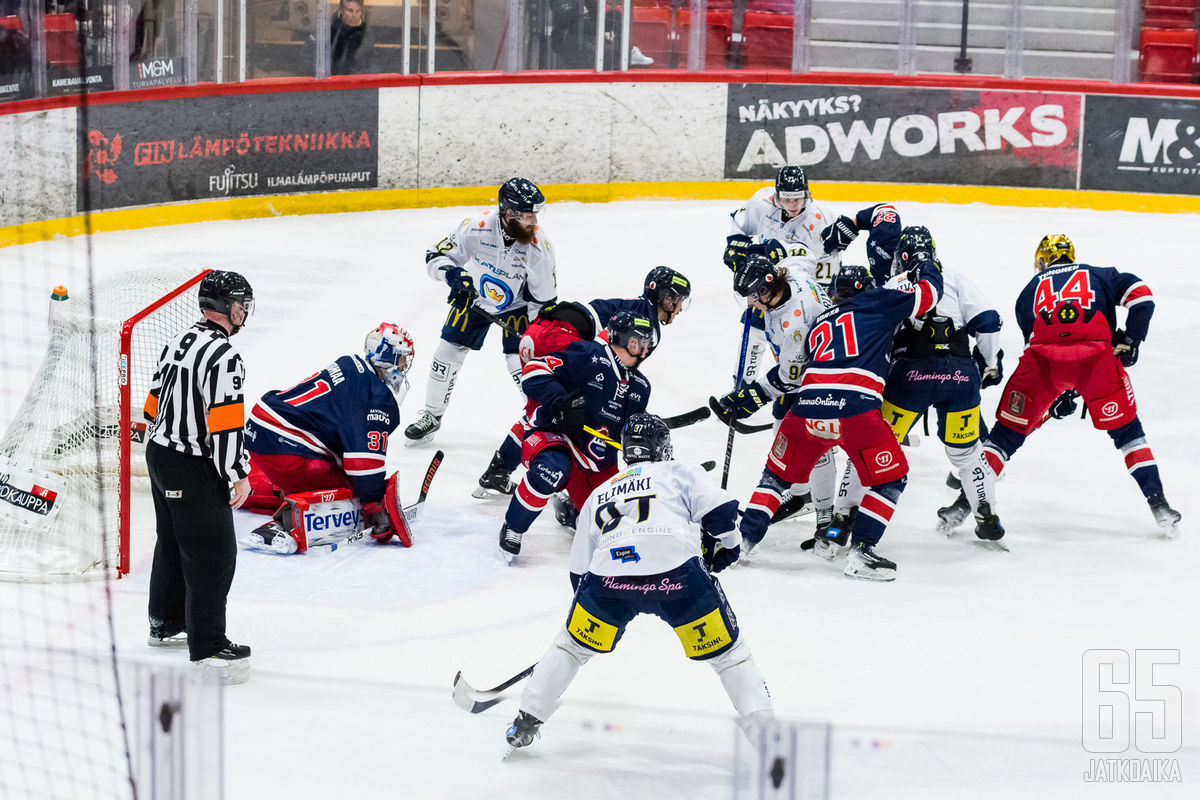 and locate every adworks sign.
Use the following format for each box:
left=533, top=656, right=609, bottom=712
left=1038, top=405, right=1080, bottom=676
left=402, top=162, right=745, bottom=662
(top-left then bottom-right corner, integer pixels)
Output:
left=725, top=84, right=1081, bottom=189
left=1081, top=94, right=1200, bottom=194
